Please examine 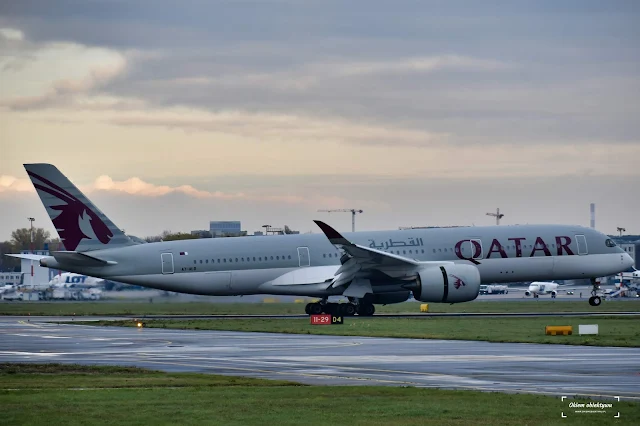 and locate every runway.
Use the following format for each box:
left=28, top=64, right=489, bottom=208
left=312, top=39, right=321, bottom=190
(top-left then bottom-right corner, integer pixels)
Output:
left=2, top=311, right=639, bottom=321
left=1, top=316, right=639, bottom=401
